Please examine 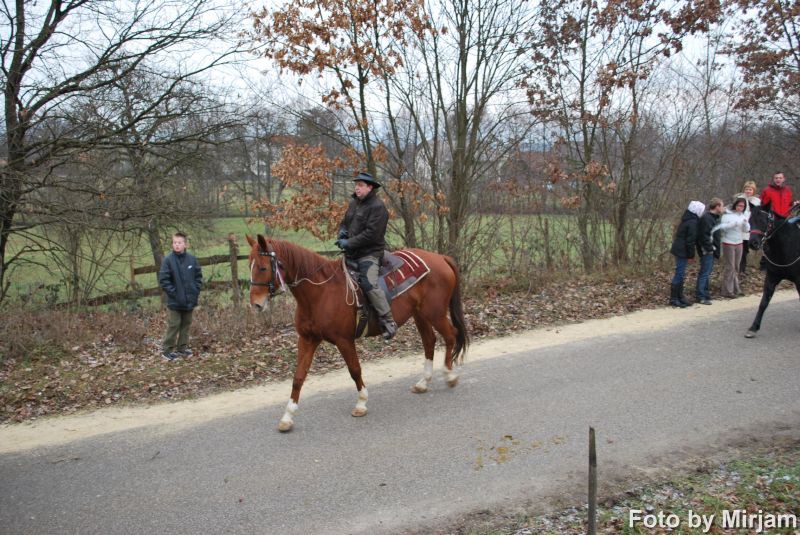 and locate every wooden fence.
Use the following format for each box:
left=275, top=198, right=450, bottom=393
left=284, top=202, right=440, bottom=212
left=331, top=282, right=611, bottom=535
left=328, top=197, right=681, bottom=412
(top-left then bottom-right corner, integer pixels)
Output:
left=76, top=234, right=247, bottom=307
left=79, top=235, right=338, bottom=308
